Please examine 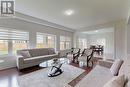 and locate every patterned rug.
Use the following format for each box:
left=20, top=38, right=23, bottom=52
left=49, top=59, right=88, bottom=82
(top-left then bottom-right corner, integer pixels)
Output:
left=18, top=64, right=85, bottom=87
